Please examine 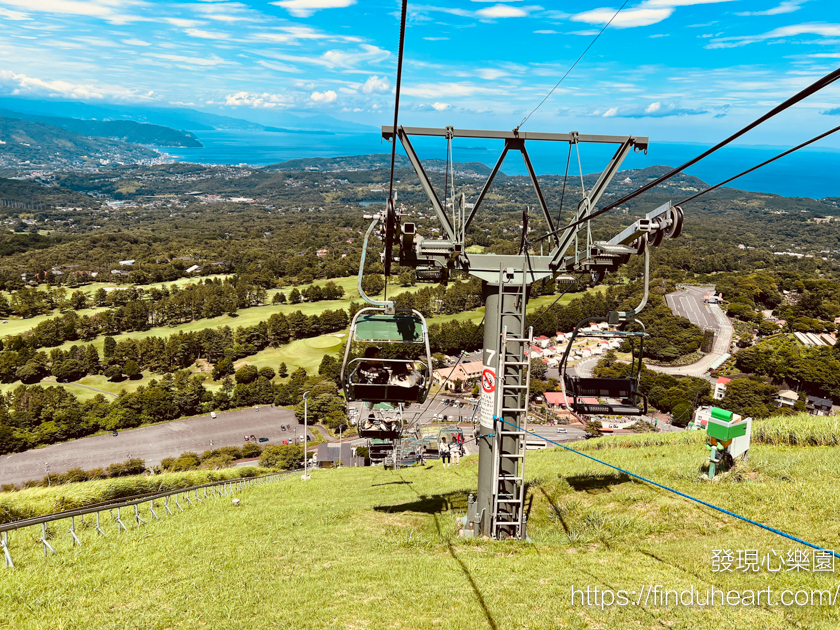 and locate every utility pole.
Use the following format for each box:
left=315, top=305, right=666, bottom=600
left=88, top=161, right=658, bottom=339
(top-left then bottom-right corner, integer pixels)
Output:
left=302, top=392, right=311, bottom=481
